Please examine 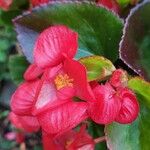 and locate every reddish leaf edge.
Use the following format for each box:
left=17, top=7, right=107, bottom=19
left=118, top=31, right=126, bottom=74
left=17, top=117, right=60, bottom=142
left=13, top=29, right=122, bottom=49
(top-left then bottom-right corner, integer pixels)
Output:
left=119, top=0, right=150, bottom=79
